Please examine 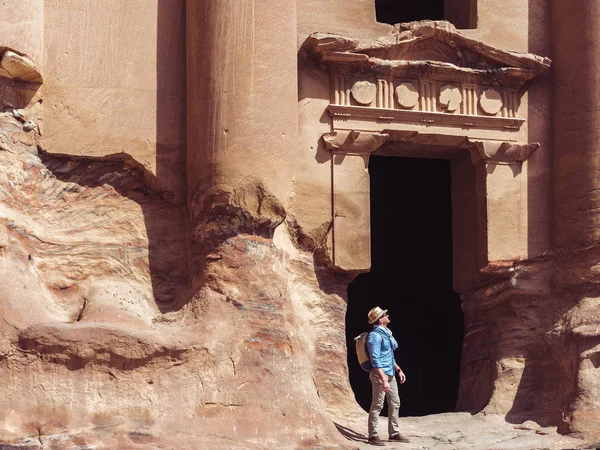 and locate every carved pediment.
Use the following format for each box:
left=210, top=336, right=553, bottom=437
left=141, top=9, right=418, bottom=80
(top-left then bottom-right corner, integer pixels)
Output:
left=304, top=21, right=550, bottom=86
left=303, top=21, right=551, bottom=144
